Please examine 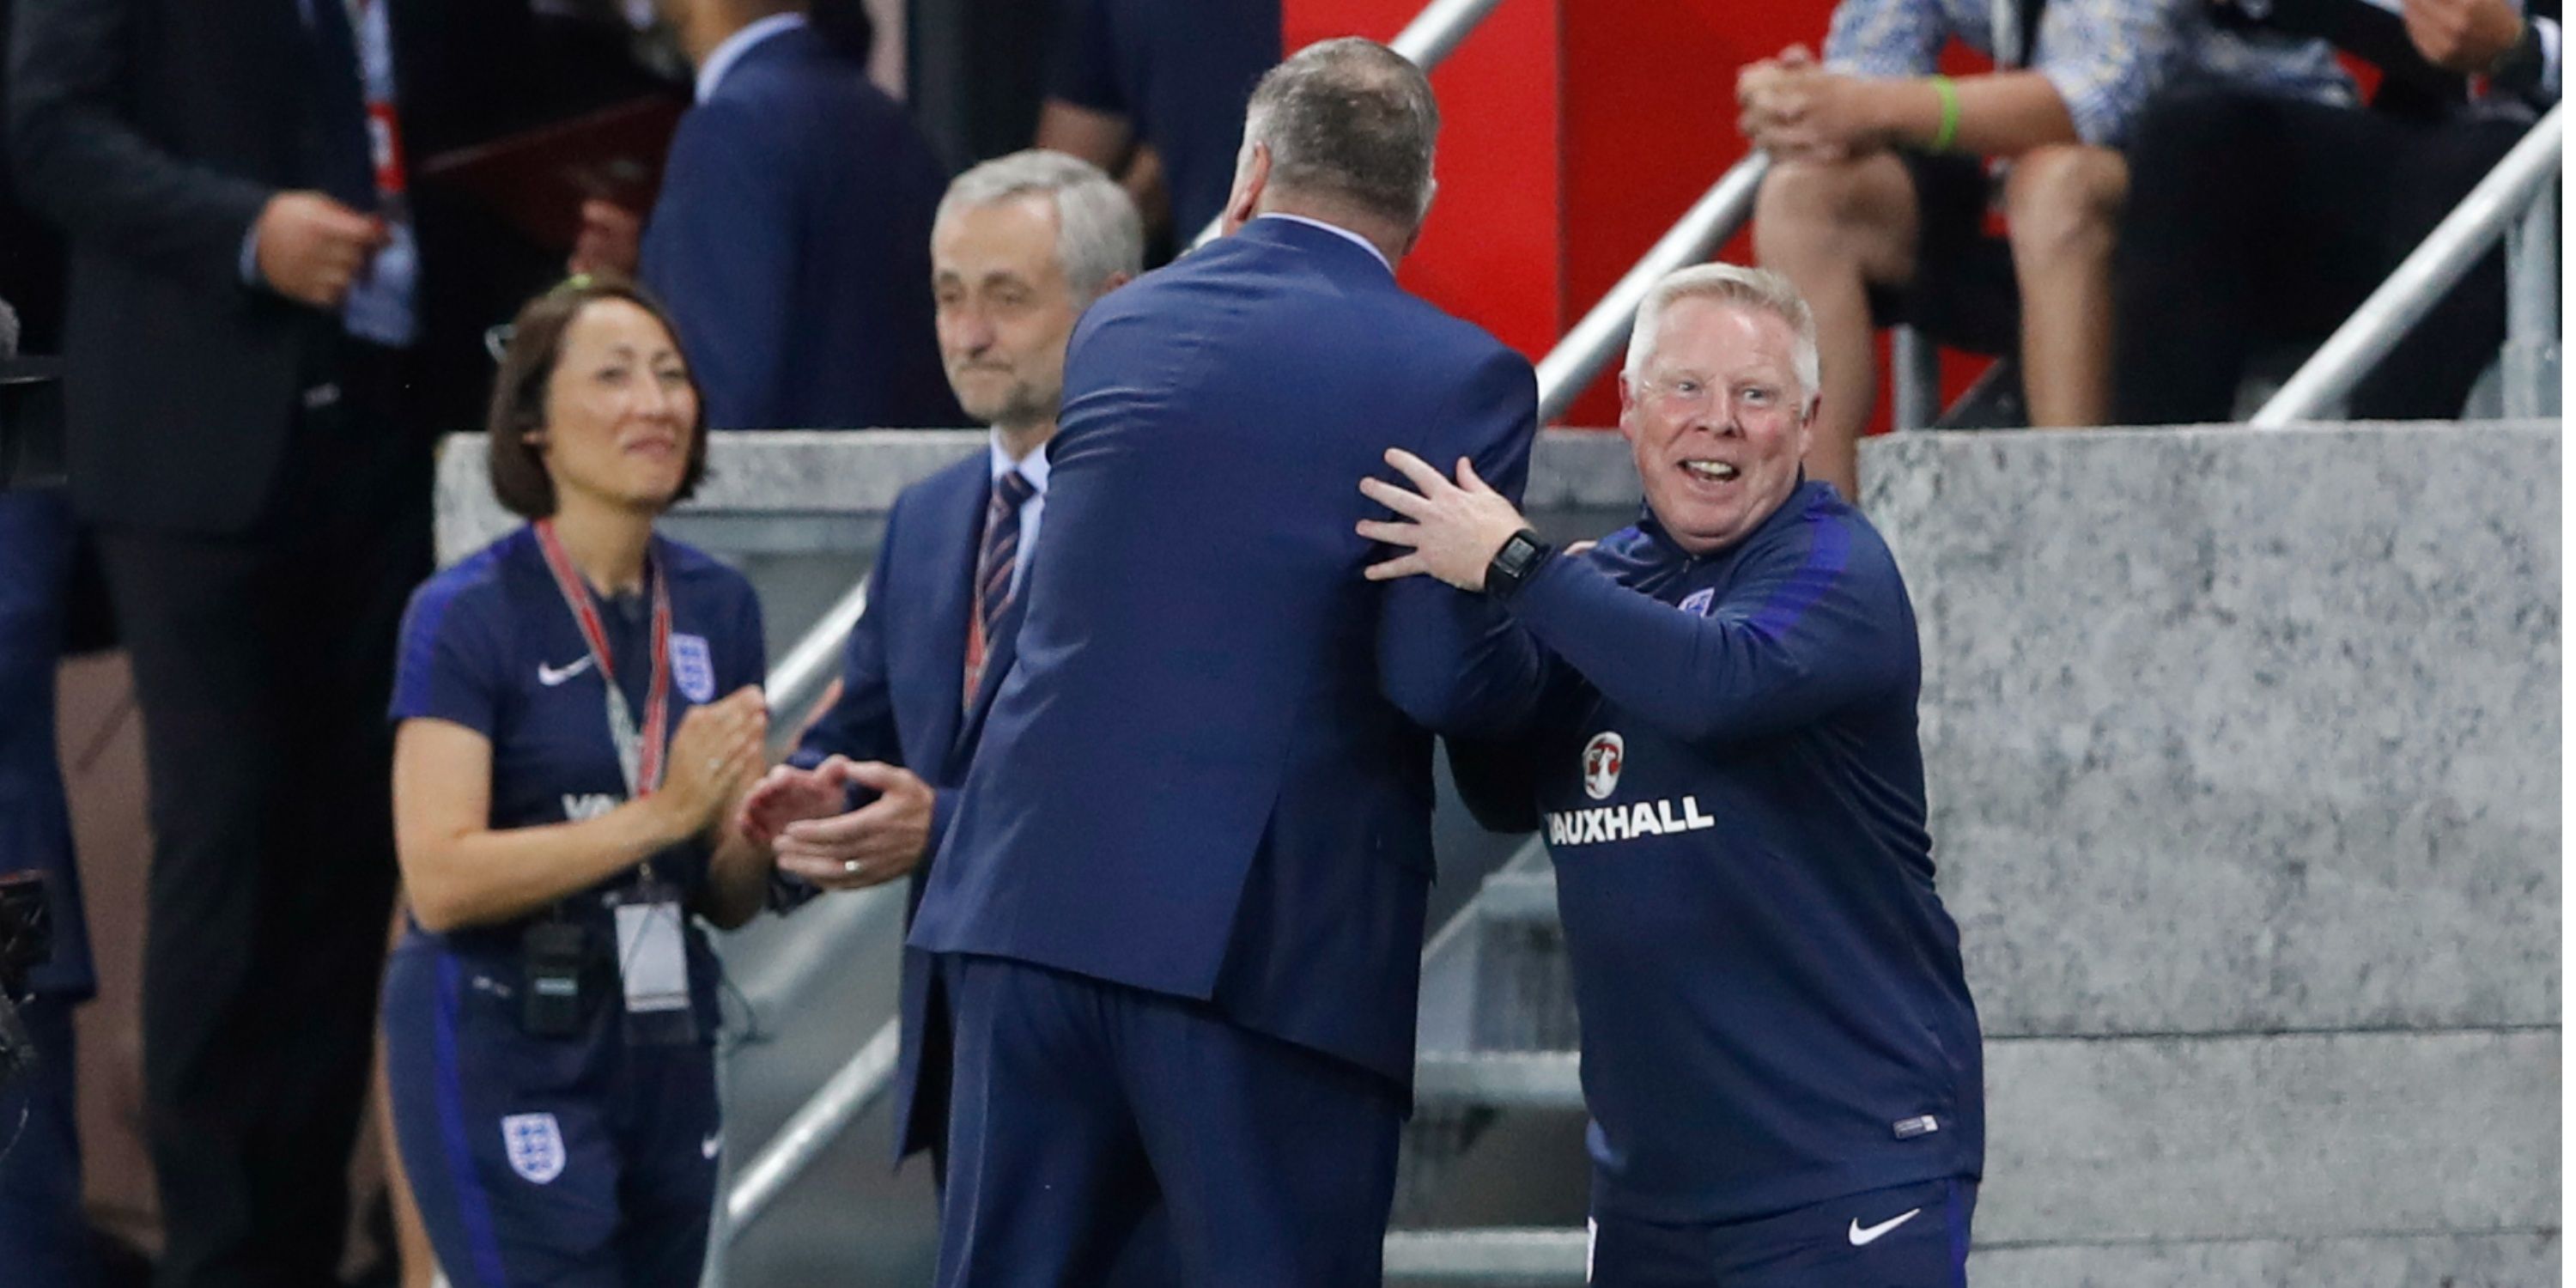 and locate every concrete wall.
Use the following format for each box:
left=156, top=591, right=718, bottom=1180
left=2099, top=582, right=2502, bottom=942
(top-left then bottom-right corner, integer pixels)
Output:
left=1862, top=422, right=2561, bottom=1284
left=432, top=428, right=1645, bottom=563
